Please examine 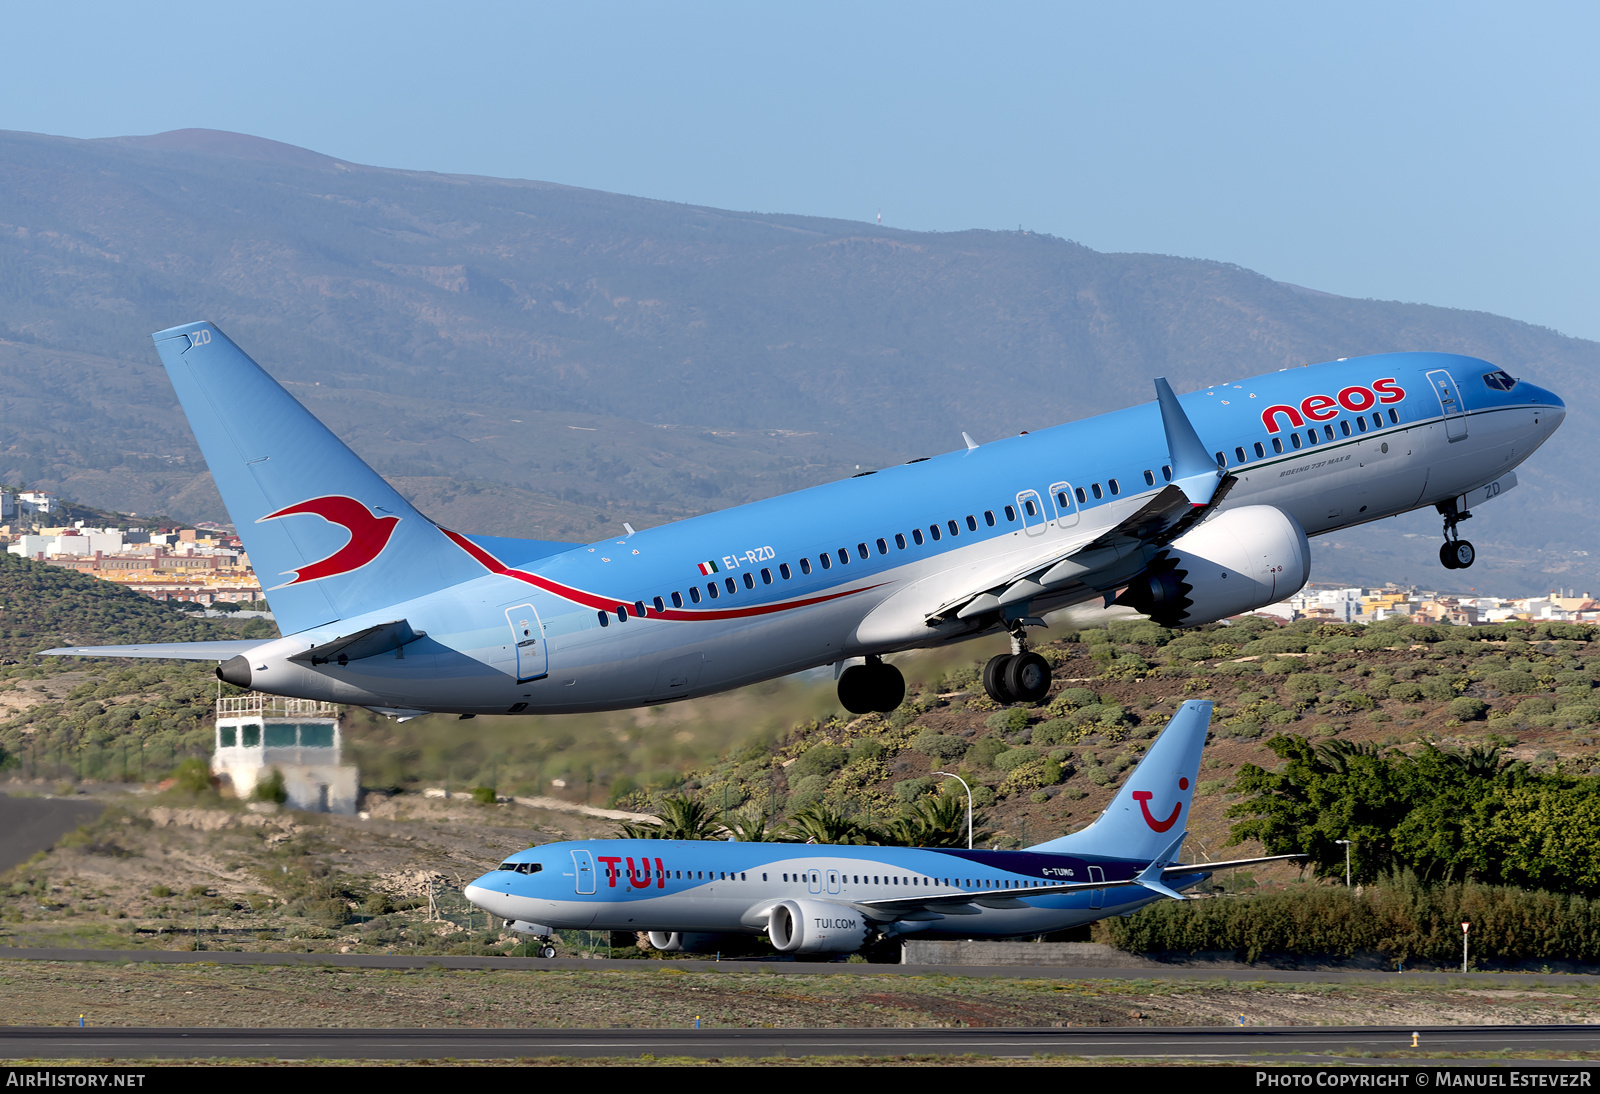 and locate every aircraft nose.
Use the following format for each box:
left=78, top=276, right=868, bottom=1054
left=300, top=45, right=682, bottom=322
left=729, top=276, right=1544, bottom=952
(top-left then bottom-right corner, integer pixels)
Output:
left=464, top=882, right=516, bottom=919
